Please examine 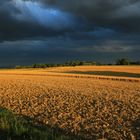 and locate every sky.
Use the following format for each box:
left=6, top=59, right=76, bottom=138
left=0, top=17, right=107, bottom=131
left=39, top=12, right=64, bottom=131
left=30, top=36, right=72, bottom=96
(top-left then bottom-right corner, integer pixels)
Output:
left=0, top=0, right=140, bottom=67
